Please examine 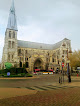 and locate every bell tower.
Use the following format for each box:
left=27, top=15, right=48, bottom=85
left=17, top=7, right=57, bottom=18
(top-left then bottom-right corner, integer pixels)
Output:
left=2, top=0, right=18, bottom=68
